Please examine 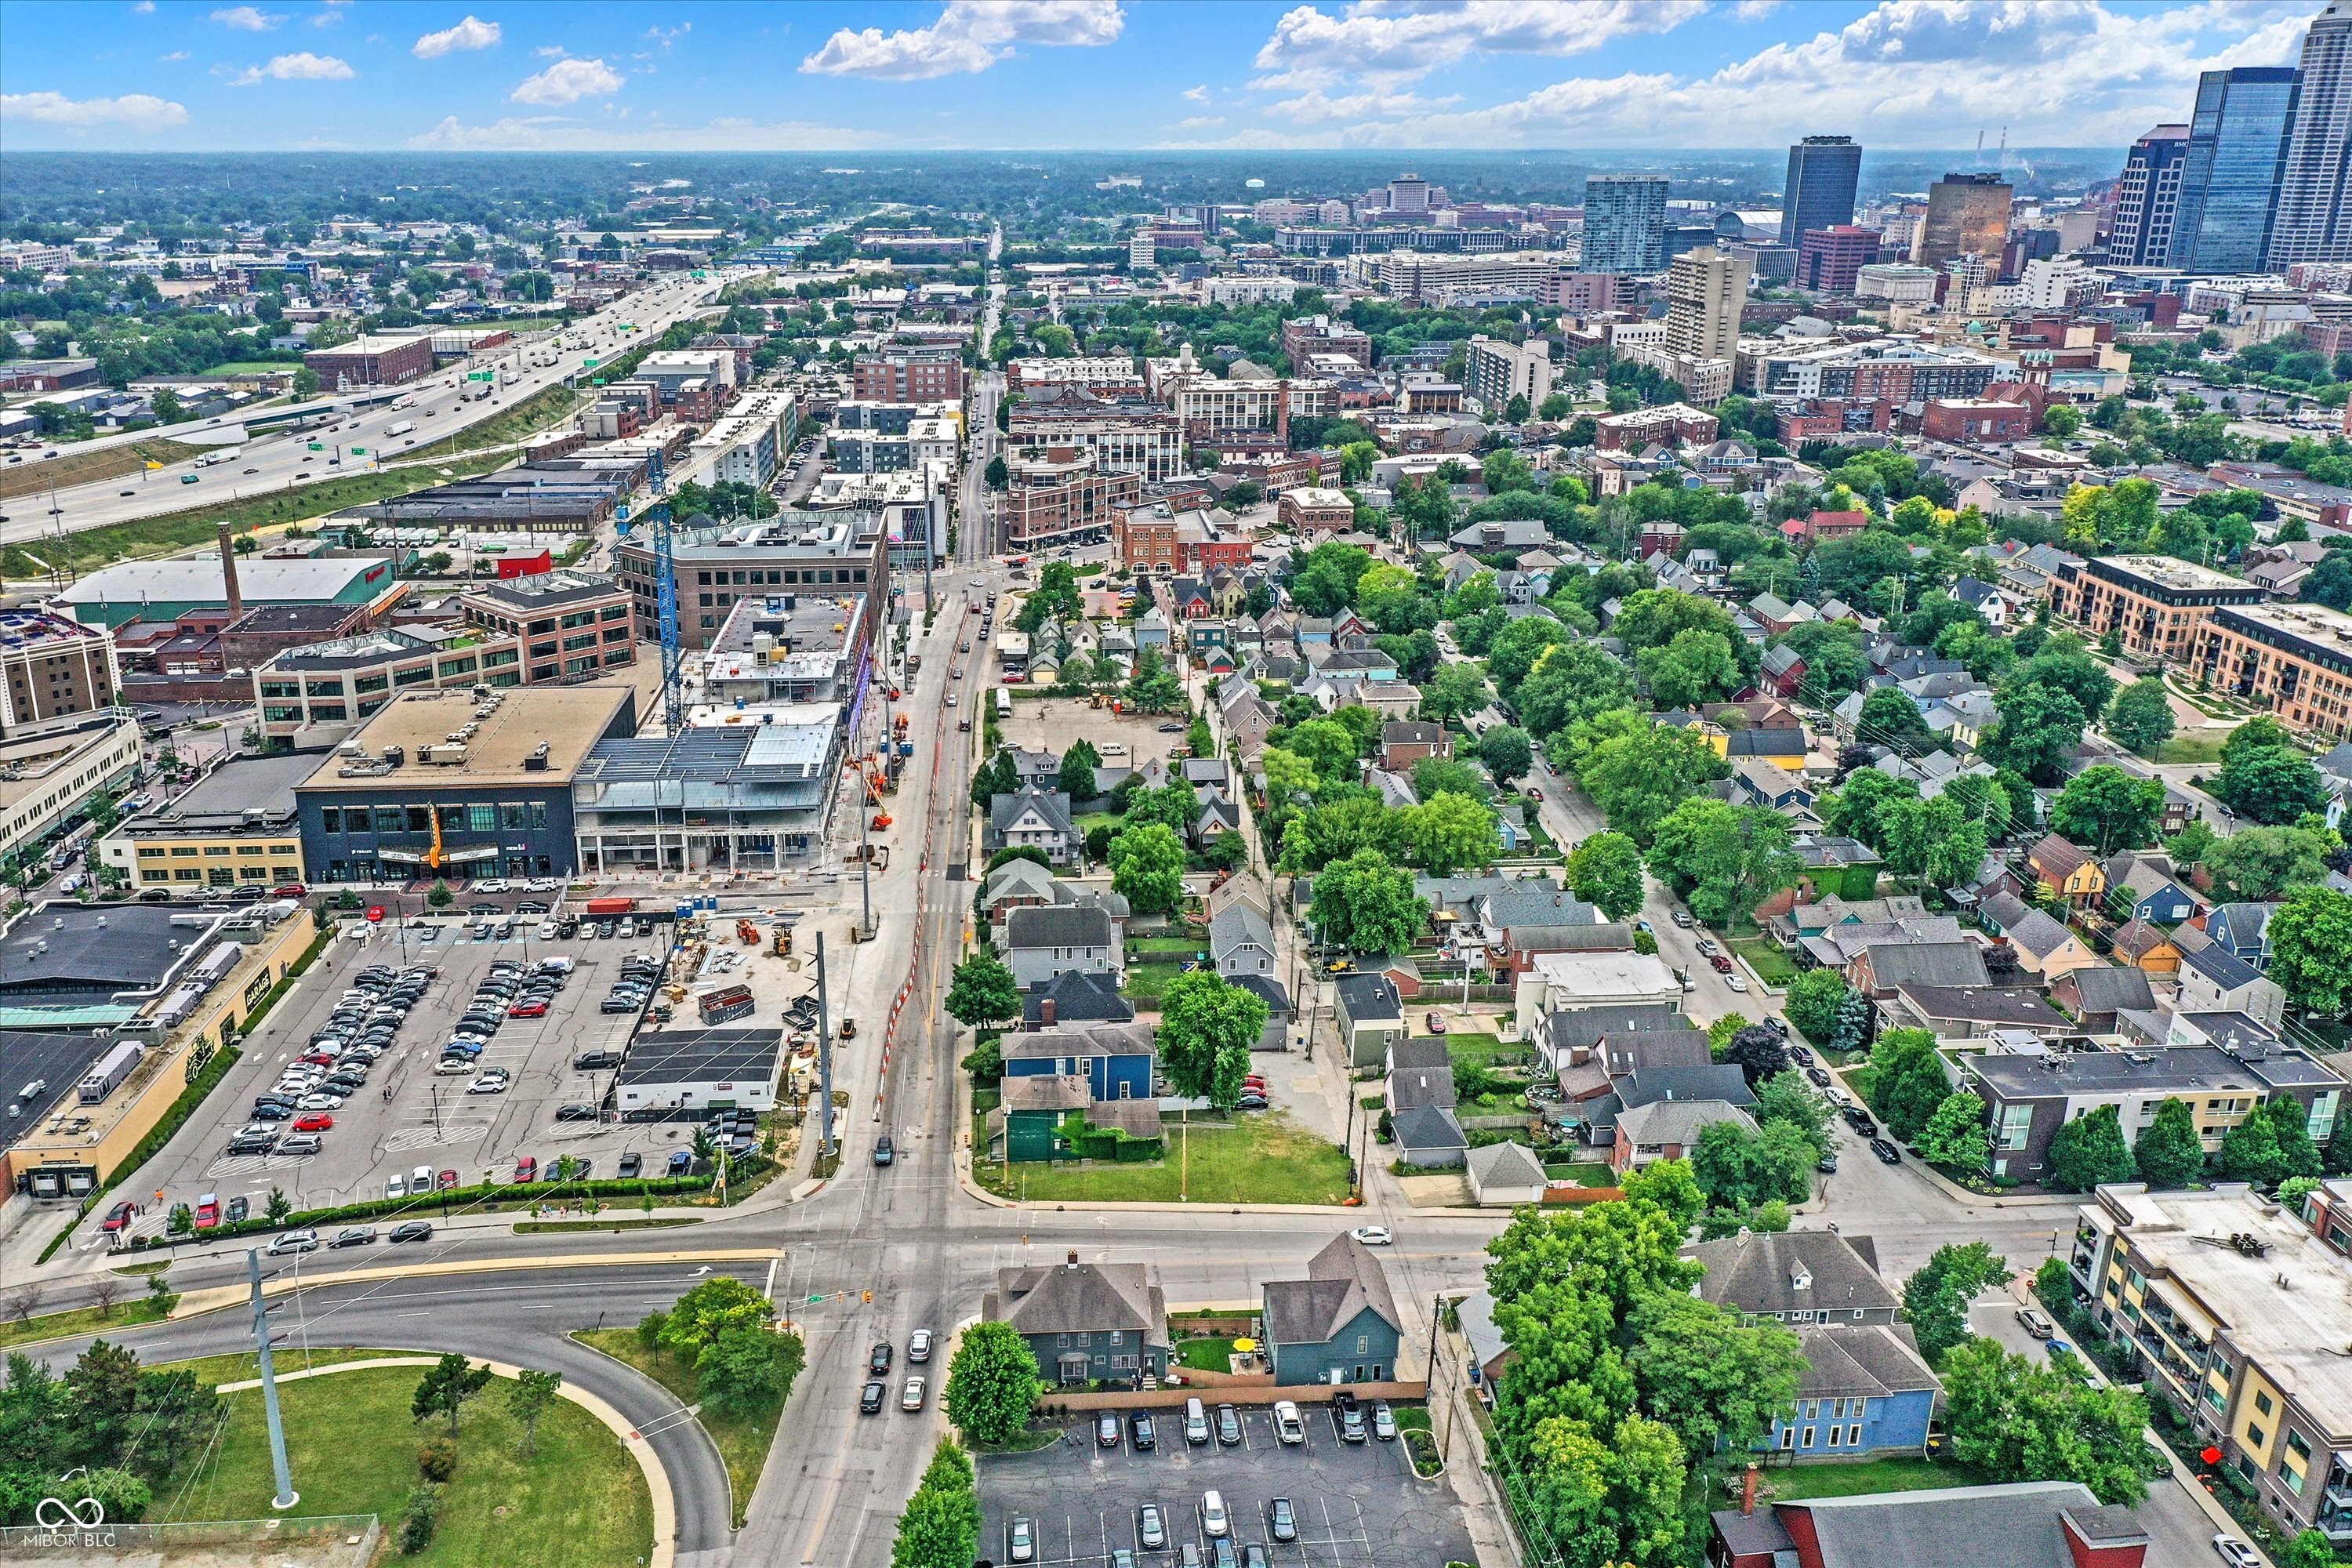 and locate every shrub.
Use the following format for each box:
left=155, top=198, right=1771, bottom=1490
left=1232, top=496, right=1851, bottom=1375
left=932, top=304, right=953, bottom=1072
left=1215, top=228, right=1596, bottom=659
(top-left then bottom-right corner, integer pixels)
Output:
left=416, top=1436, right=459, bottom=1483
left=397, top=1484, right=442, bottom=1555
